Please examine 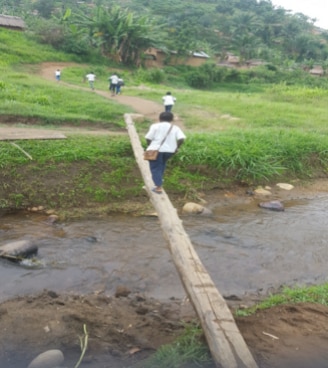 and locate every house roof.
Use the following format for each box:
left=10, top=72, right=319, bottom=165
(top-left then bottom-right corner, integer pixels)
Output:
left=192, top=51, right=209, bottom=58
left=0, top=14, right=25, bottom=29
